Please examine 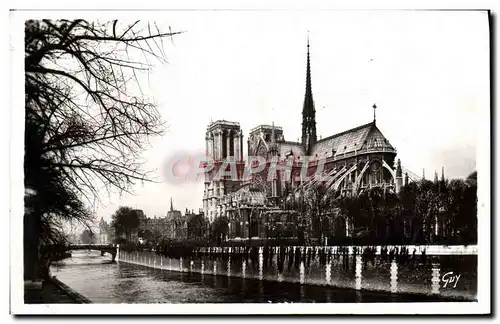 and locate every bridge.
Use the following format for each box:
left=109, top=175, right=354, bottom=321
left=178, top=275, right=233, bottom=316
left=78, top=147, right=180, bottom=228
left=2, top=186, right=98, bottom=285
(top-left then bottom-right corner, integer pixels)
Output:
left=64, top=244, right=118, bottom=261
